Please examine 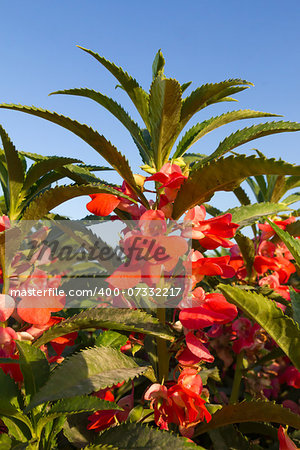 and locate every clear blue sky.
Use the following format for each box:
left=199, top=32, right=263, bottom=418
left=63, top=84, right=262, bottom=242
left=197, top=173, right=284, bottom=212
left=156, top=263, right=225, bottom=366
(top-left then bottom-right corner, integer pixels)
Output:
left=0, top=0, right=299, bottom=218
